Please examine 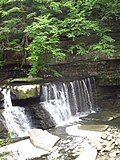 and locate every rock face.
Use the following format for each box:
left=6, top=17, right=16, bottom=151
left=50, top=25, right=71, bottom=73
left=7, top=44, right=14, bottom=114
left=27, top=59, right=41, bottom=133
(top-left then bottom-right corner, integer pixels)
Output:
left=0, top=112, right=8, bottom=138
left=0, top=92, right=4, bottom=108
left=28, top=129, right=60, bottom=151
left=25, top=103, right=55, bottom=129
left=10, top=85, right=41, bottom=100
left=96, top=85, right=120, bottom=112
